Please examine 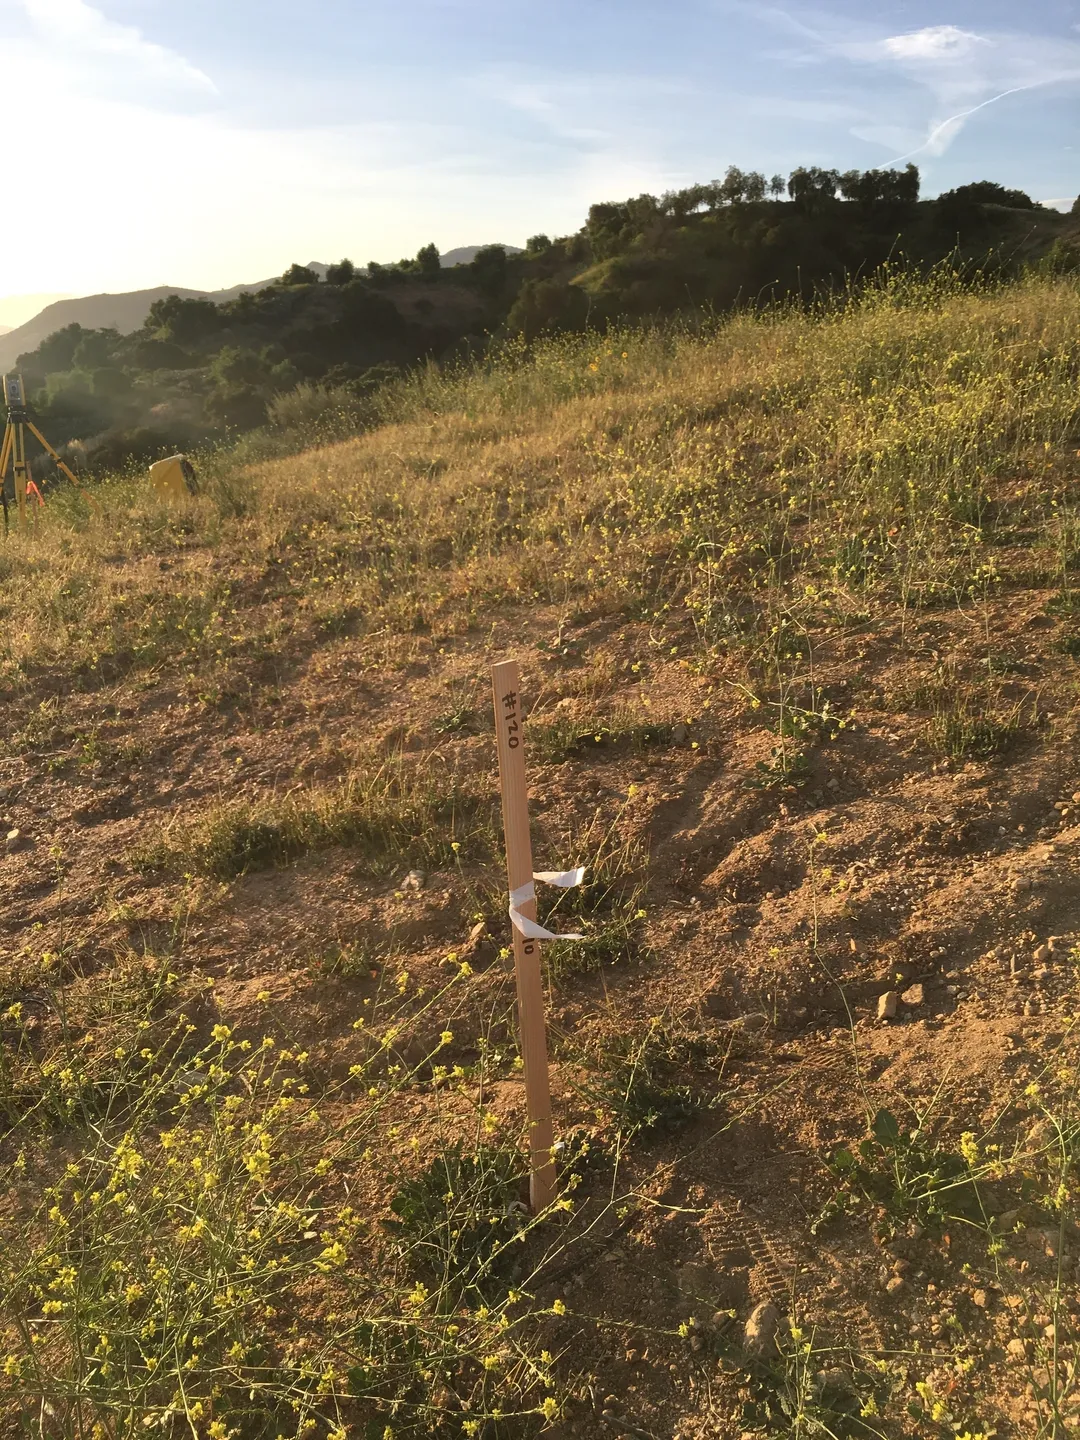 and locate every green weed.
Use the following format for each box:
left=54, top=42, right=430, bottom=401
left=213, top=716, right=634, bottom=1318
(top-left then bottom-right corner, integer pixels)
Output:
left=131, top=759, right=492, bottom=880
left=815, top=1107, right=983, bottom=1232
